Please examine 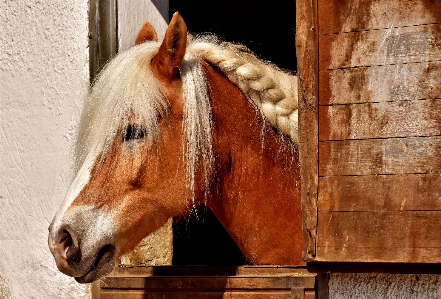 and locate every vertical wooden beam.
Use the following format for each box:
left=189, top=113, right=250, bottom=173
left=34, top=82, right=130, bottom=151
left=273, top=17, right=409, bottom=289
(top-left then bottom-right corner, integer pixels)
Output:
left=89, top=0, right=118, bottom=83
left=316, top=272, right=330, bottom=299
left=296, top=0, right=319, bottom=261
left=91, top=280, right=101, bottom=299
